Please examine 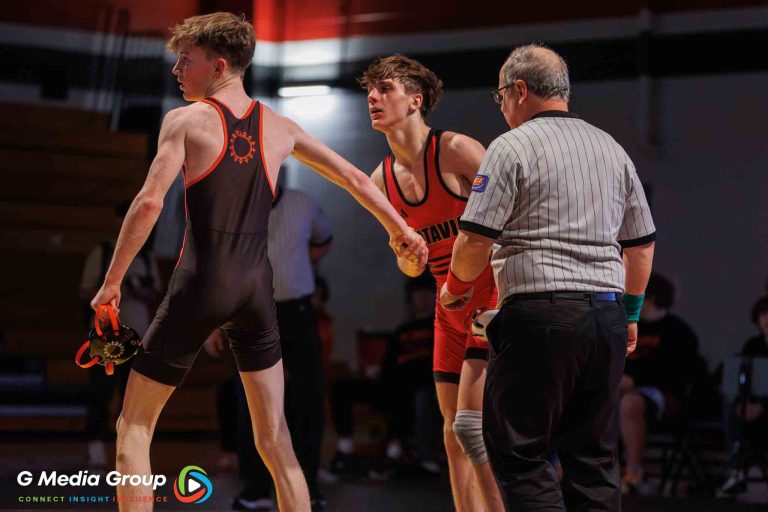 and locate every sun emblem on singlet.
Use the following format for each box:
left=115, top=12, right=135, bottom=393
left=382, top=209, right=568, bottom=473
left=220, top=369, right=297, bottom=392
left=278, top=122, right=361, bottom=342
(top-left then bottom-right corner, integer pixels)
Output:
left=229, top=129, right=256, bottom=164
